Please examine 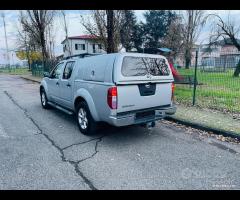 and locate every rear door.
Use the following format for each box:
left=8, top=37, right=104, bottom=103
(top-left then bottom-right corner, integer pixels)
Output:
left=114, top=54, right=174, bottom=113
left=58, top=61, right=75, bottom=109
